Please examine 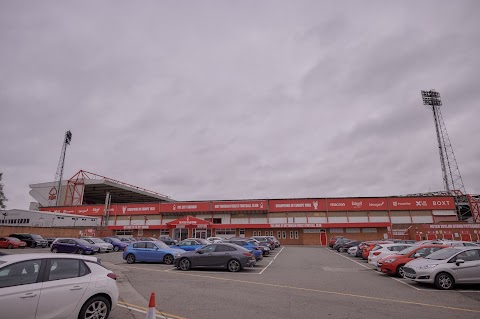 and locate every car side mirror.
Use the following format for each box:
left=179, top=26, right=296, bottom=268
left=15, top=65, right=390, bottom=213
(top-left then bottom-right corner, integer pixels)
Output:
left=455, top=259, right=465, bottom=266
left=197, top=249, right=204, bottom=254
